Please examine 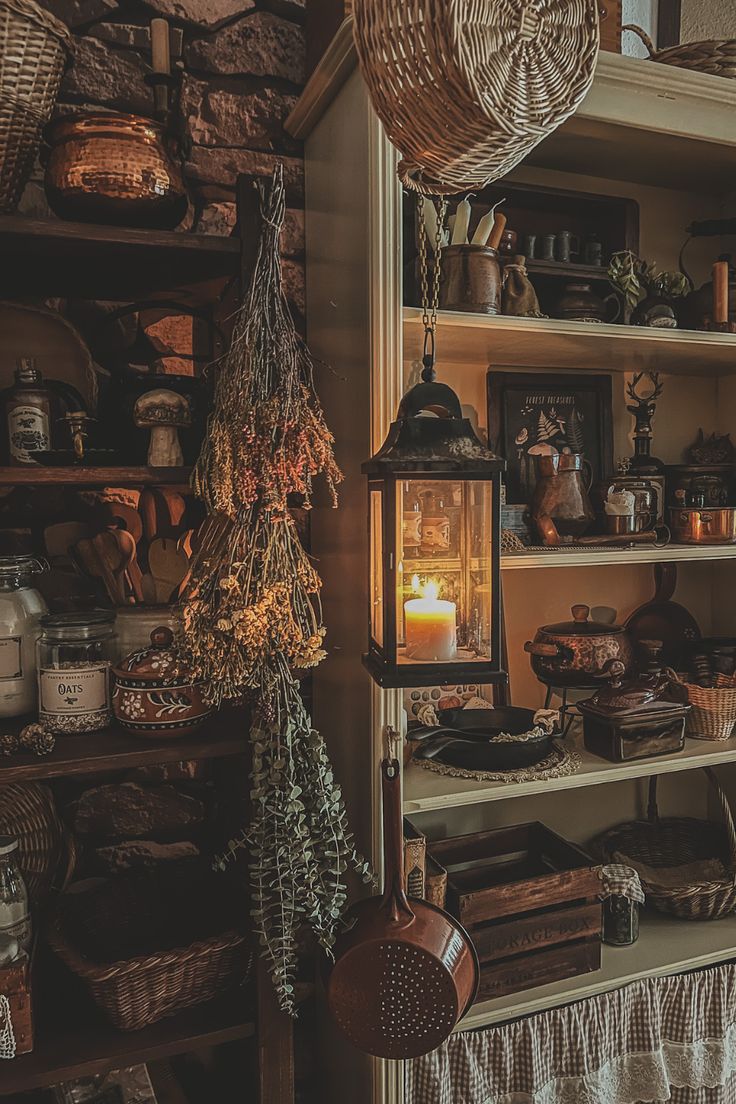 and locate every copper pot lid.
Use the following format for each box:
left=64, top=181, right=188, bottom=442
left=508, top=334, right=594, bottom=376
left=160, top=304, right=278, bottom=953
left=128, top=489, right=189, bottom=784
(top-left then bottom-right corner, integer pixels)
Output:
left=46, top=112, right=167, bottom=143
left=540, top=604, right=626, bottom=637
left=114, top=626, right=194, bottom=682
